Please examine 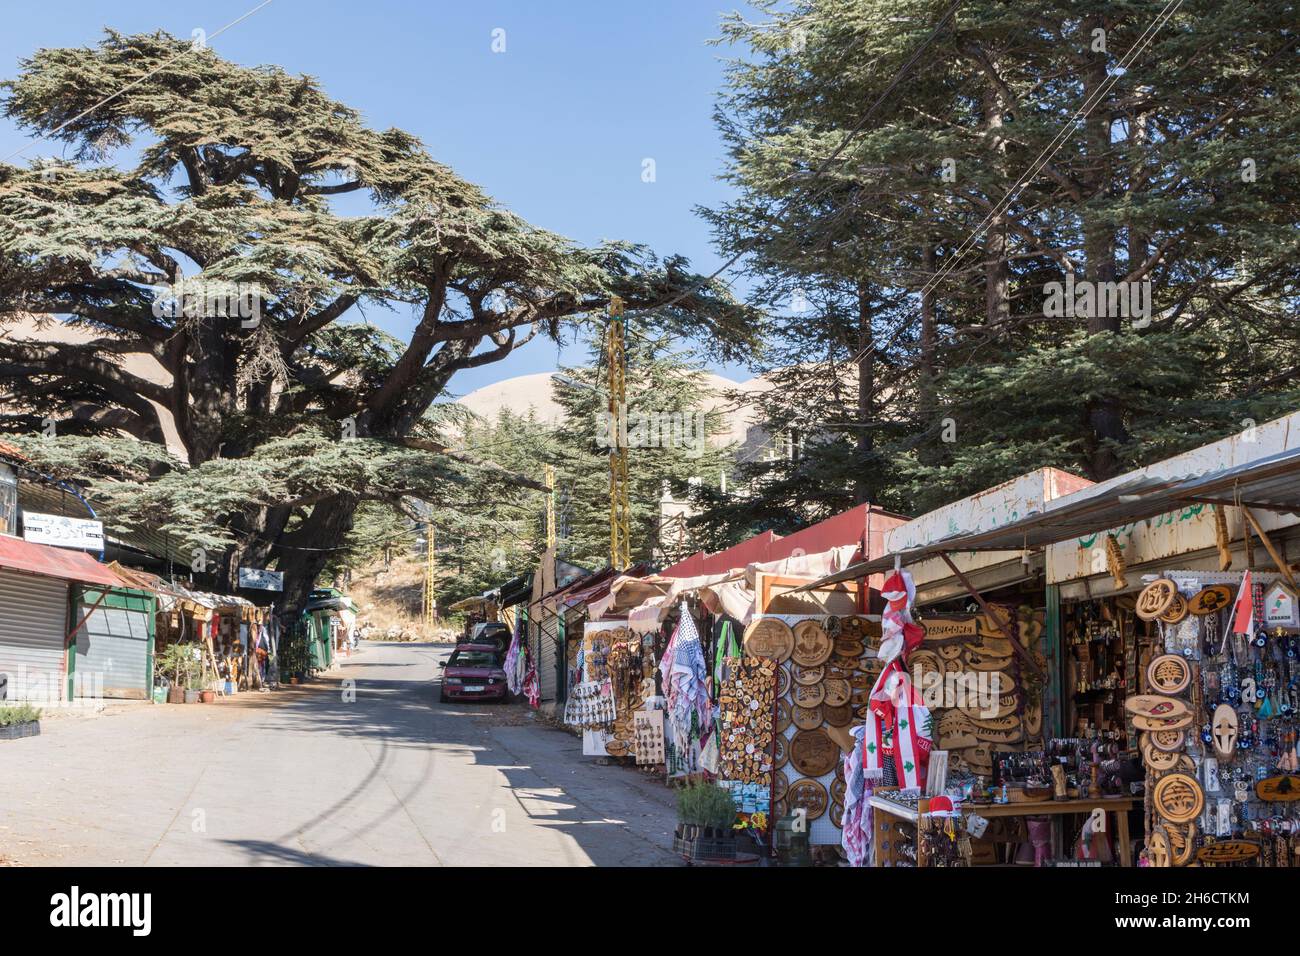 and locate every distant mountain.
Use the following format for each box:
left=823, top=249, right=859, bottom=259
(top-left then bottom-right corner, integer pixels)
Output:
left=453, top=370, right=774, bottom=449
